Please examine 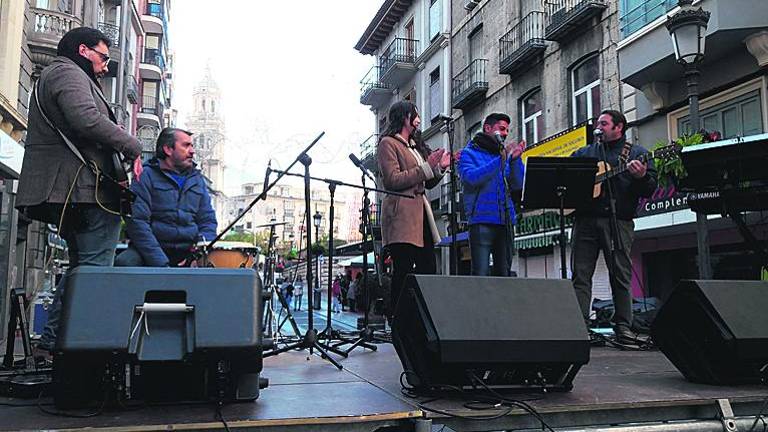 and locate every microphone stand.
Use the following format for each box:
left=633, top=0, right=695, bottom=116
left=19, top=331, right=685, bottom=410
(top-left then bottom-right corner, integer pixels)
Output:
left=499, top=139, right=515, bottom=276
left=443, top=116, right=459, bottom=275
left=597, top=134, right=622, bottom=287
left=270, top=168, right=412, bottom=357
left=264, top=153, right=343, bottom=369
